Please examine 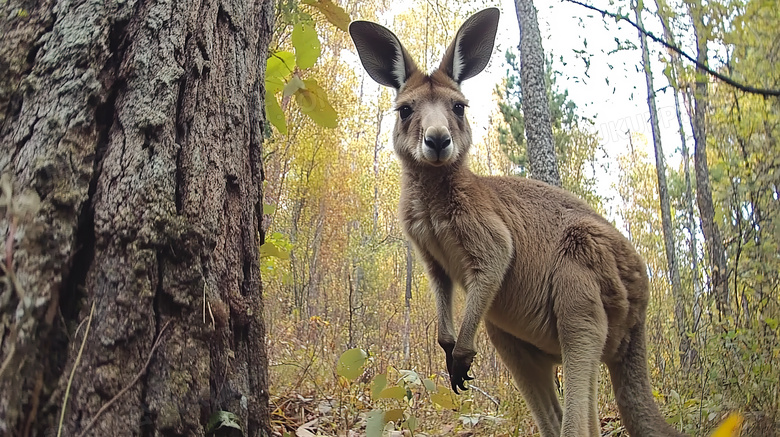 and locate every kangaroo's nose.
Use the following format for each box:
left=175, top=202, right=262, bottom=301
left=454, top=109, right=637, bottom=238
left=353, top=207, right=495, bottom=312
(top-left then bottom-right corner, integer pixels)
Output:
left=424, top=126, right=452, bottom=152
